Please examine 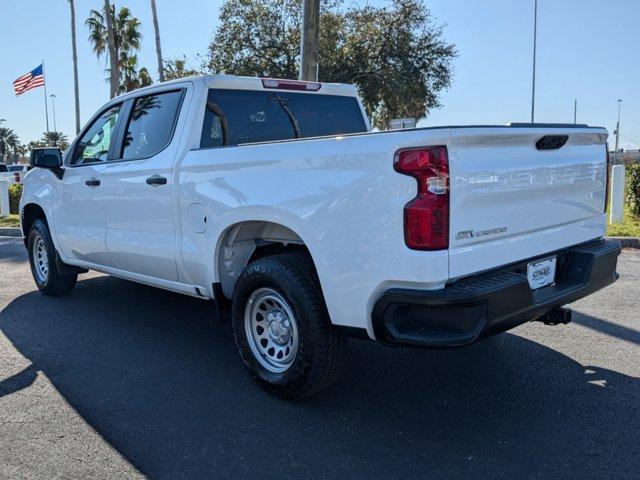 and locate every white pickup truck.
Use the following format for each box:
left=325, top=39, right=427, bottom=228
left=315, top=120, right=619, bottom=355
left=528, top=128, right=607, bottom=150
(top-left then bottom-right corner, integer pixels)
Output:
left=20, top=75, right=621, bottom=398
